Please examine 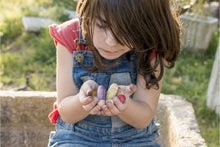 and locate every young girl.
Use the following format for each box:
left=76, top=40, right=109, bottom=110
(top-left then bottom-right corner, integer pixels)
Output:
left=48, top=0, right=180, bottom=146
